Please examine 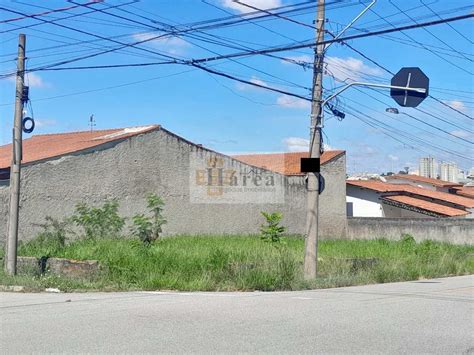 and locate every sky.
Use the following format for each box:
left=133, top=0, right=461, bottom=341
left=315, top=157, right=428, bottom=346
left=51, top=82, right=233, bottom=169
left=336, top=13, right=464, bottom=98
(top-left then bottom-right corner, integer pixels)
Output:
left=0, top=0, right=473, bottom=175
